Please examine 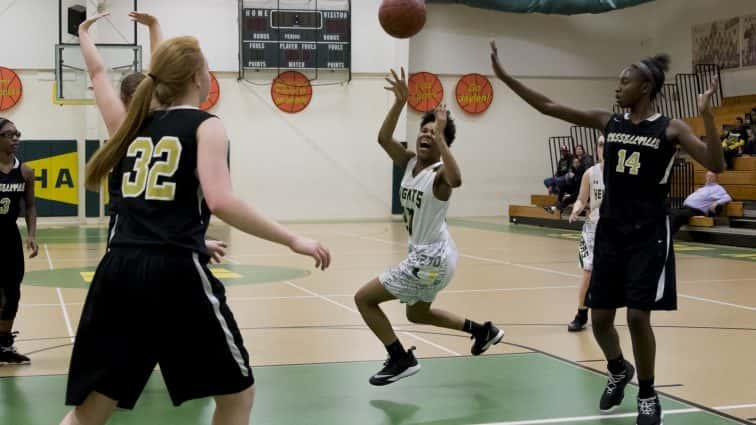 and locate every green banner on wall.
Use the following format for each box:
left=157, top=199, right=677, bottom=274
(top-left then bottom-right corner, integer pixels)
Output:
left=17, top=140, right=78, bottom=217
